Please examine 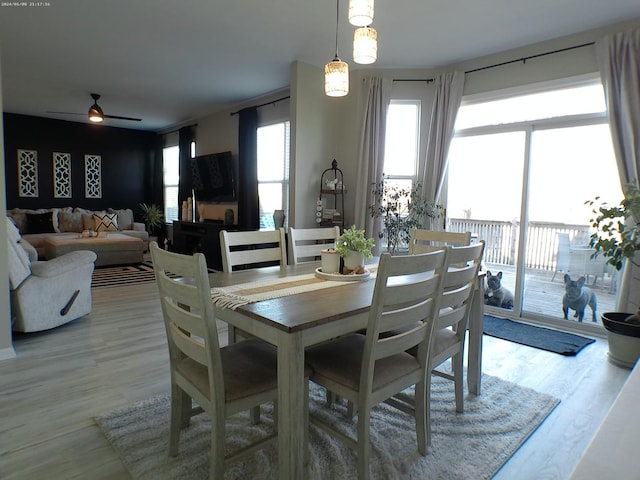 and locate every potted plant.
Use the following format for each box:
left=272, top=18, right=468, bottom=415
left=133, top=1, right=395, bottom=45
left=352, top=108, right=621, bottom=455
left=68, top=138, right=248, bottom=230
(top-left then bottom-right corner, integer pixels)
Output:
left=369, top=177, right=443, bottom=255
left=336, top=225, right=375, bottom=274
left=587, top=182, right=640, bottom=368
left=139, top=203, right=164, bottom=236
